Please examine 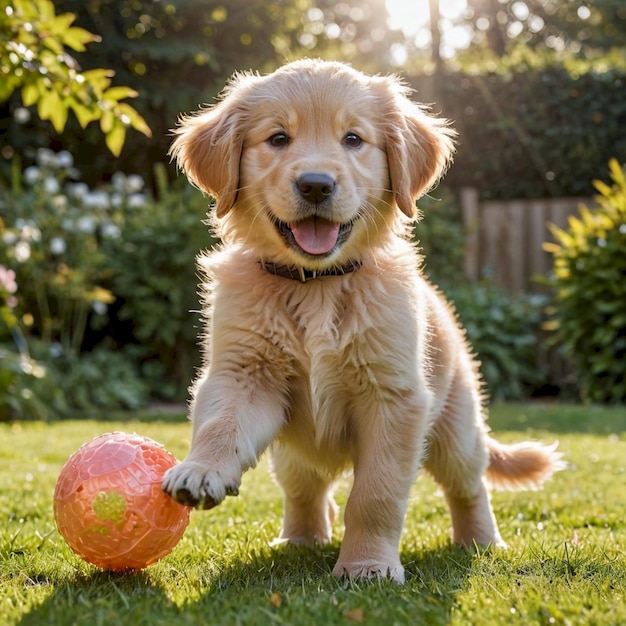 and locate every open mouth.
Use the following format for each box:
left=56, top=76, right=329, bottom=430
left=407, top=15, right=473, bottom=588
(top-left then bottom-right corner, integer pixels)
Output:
left=274, top=216, right=354, bottom=257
